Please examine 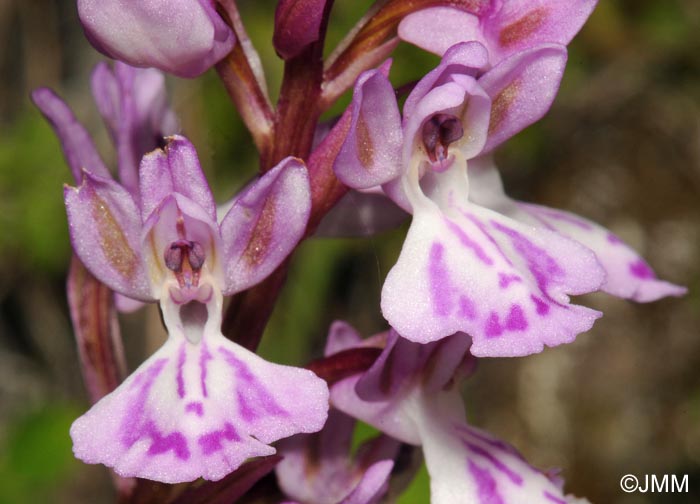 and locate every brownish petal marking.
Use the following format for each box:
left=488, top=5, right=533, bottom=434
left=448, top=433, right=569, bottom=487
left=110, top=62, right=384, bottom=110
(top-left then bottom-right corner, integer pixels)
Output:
left=243, top=196, right=276, bottom=267
left=488, top=79, right=520, bottom=136
left=498, top=7, right=548, bottom=48
left=90, top=192, right=139, bottom=280
left=355, top=112, right=375, bottom=169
